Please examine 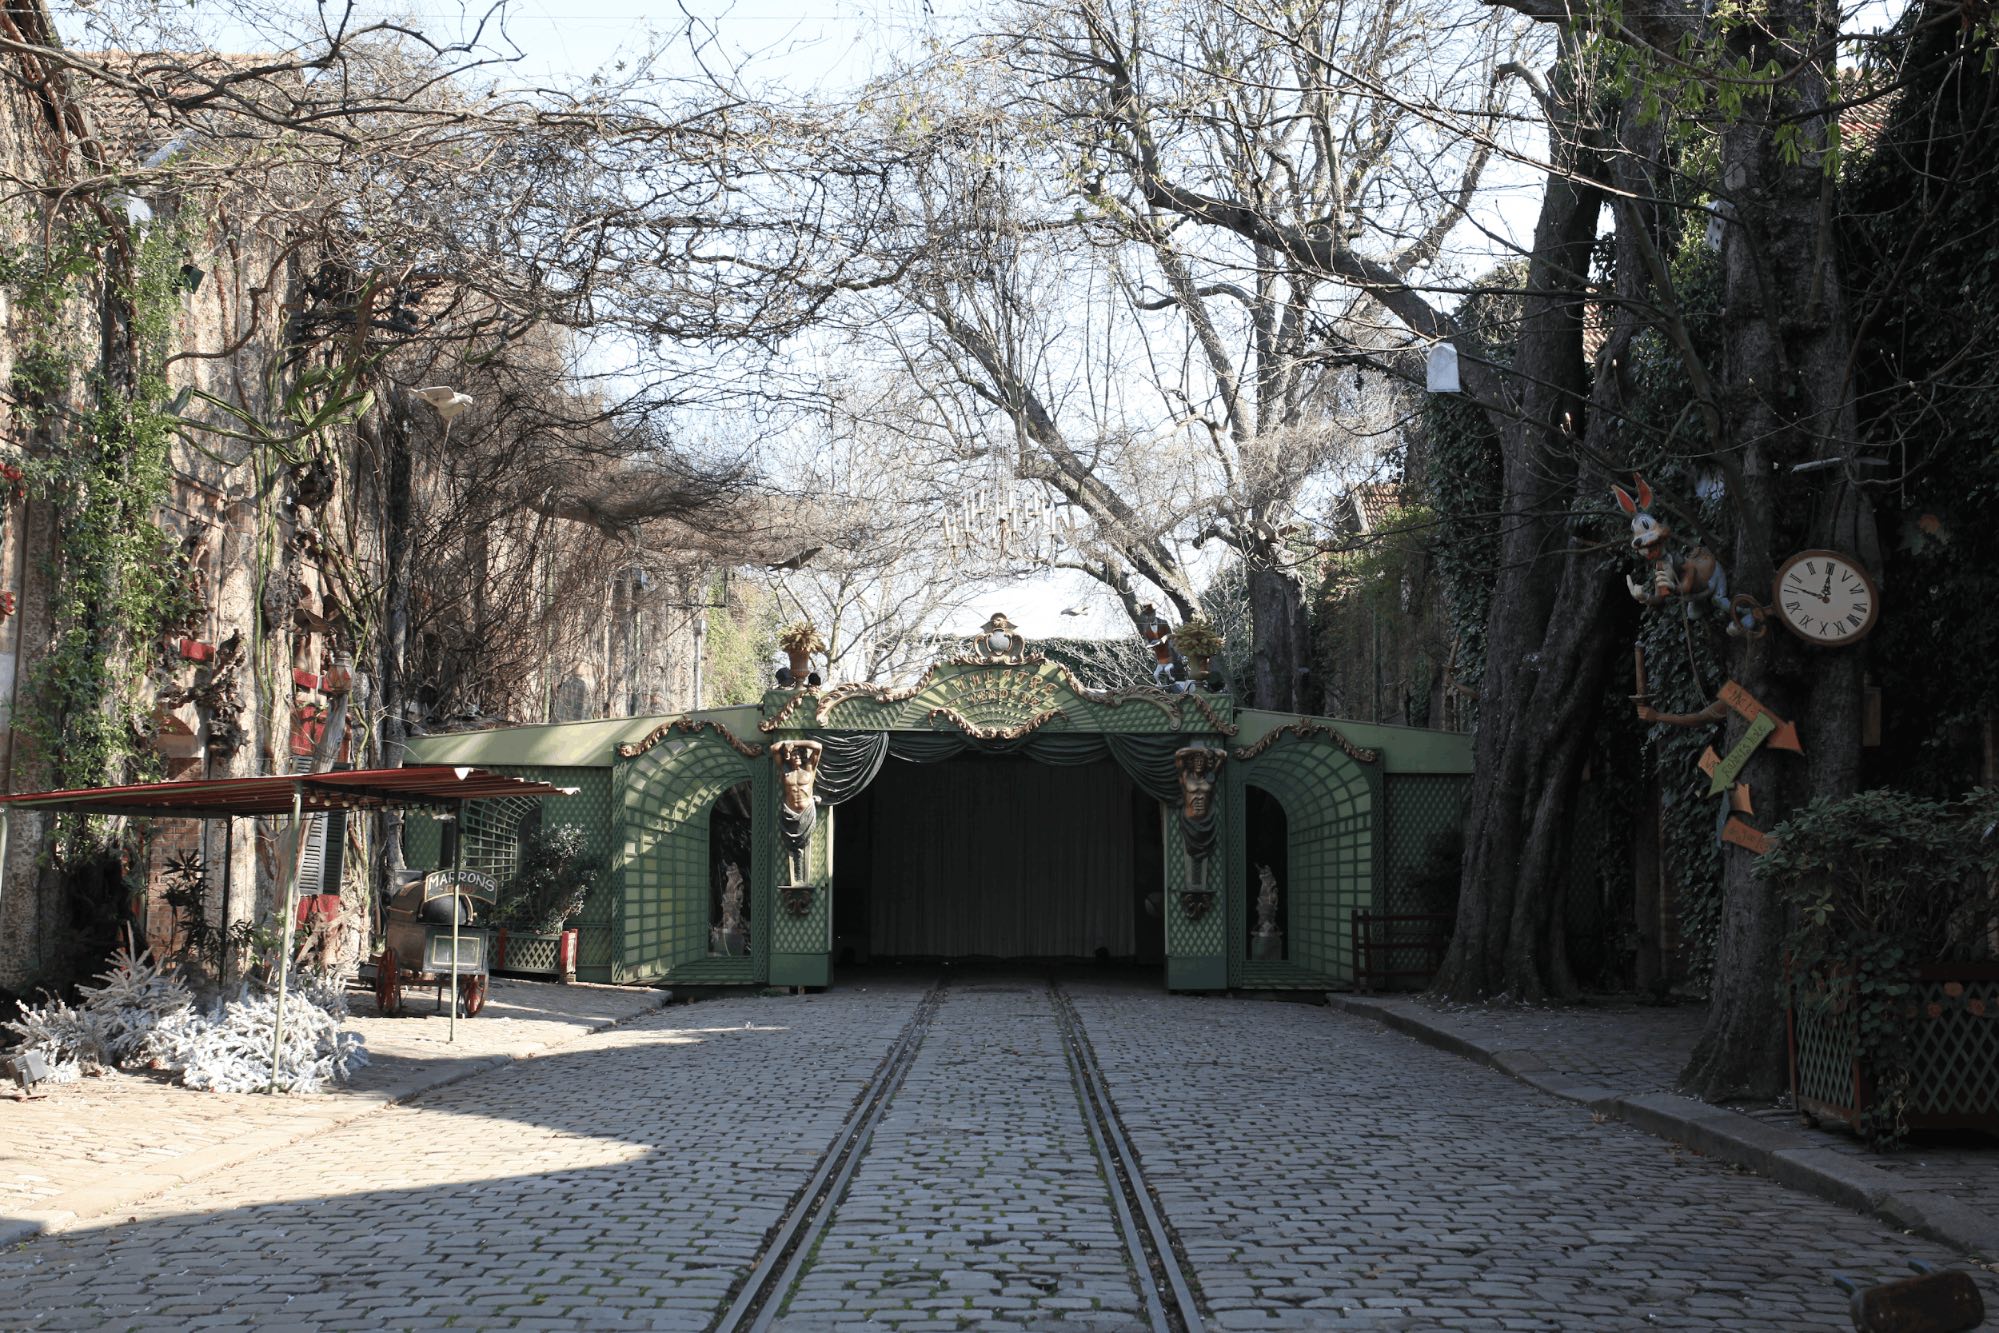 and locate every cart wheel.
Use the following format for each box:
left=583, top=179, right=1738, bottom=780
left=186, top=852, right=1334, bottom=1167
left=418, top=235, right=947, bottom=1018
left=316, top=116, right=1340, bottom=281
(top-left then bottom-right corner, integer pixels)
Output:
left=376, top=948, right=402, bottom=1017
left=459, top=974, right=486, bottom=1018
